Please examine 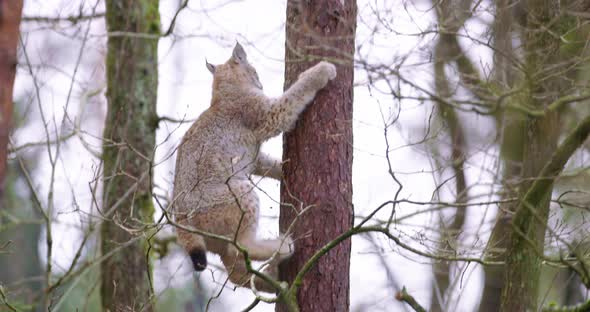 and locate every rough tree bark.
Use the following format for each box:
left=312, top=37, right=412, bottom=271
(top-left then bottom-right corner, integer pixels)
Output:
left=0, top=0, right=24, bottom=195
left=499, top=1, right=564, bottom=310
left=100, top=1, right=159, bottom=311
left=278, top=1, right=356, bottom=311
